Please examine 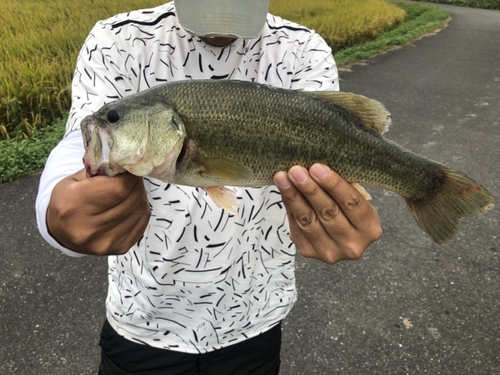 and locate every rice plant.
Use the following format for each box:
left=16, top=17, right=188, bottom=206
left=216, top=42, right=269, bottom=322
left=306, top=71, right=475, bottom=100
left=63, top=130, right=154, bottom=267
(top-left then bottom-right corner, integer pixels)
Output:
left=0, top=0, right=406, bottom=140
